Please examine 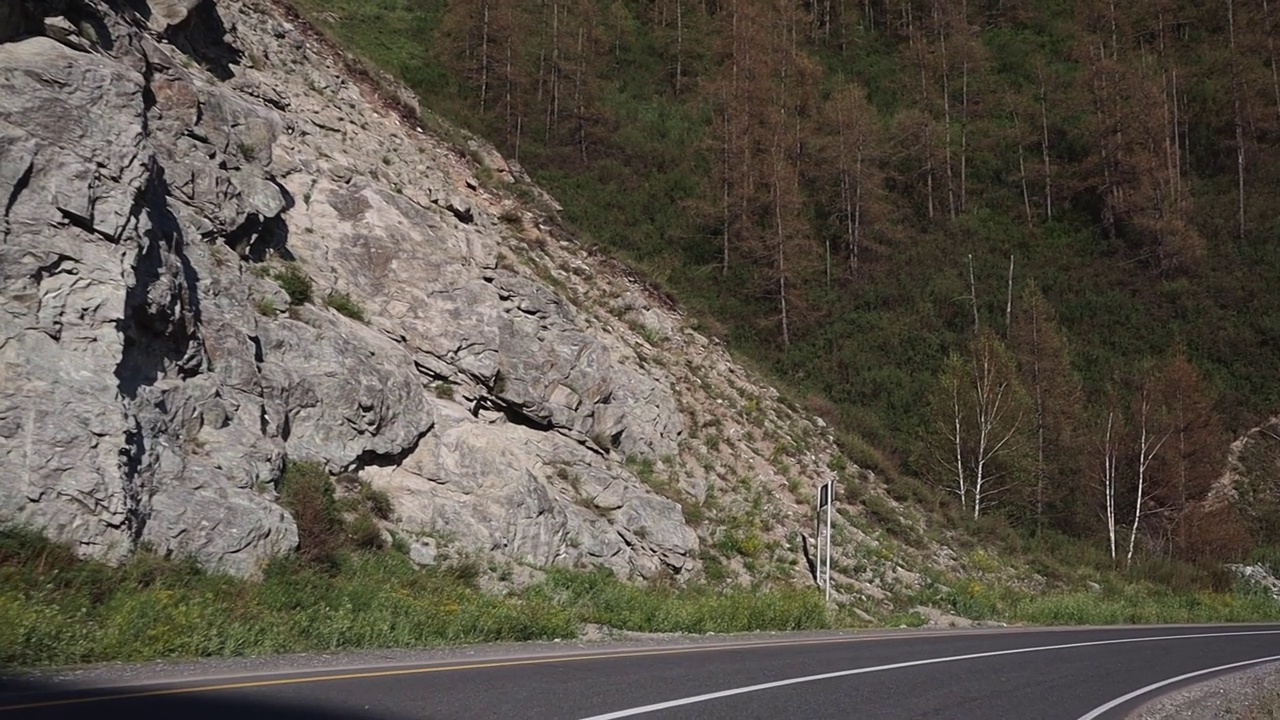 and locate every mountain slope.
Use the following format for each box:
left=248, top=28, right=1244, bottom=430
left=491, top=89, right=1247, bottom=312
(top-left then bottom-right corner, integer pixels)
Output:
left=285, top=0, right=1280, bottom=560
left=0, top=0, right=968, bottom=614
